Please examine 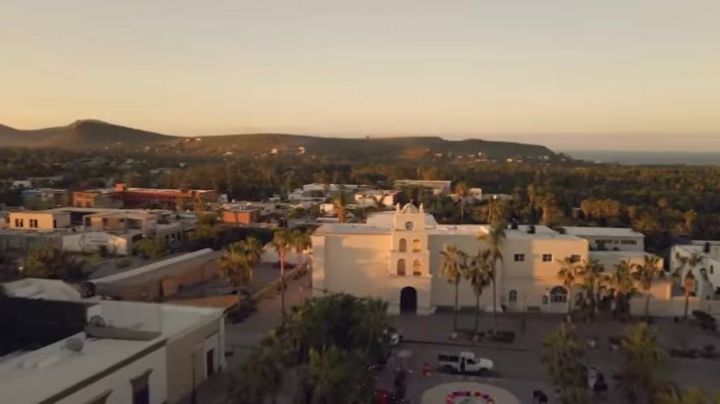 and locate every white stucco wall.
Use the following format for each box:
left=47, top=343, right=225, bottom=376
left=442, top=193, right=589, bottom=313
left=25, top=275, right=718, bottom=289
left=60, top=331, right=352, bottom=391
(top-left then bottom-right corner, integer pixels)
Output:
left=56, top=345, right=168, bottom=404
left=62, top=232, right=130, bottom=255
